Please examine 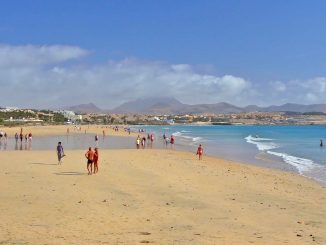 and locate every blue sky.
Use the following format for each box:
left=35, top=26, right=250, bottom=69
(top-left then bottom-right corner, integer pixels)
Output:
left=1, top=0, right=326, bottom=108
